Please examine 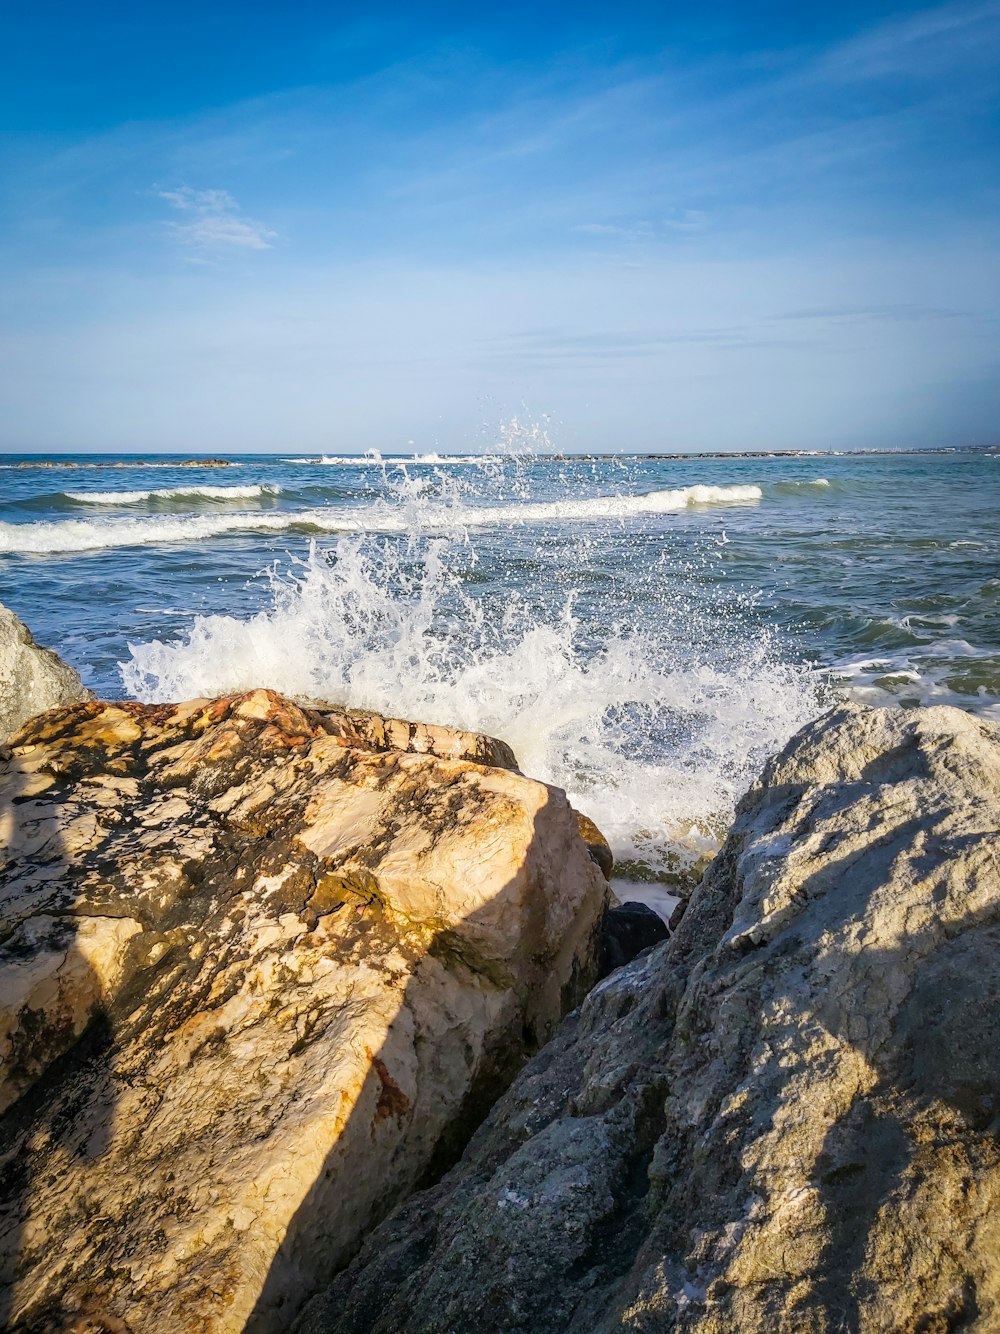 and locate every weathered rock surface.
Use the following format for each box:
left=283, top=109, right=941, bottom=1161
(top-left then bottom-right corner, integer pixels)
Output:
left=0, top=602, right=91, bottom=743
left=310, top=703, right=1000, bottom=1334
left=0, top=689, right=607, bottom=1332
left=297, top=699, right=519, bottom=772
left=577, top=812, right=614, bottom=880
